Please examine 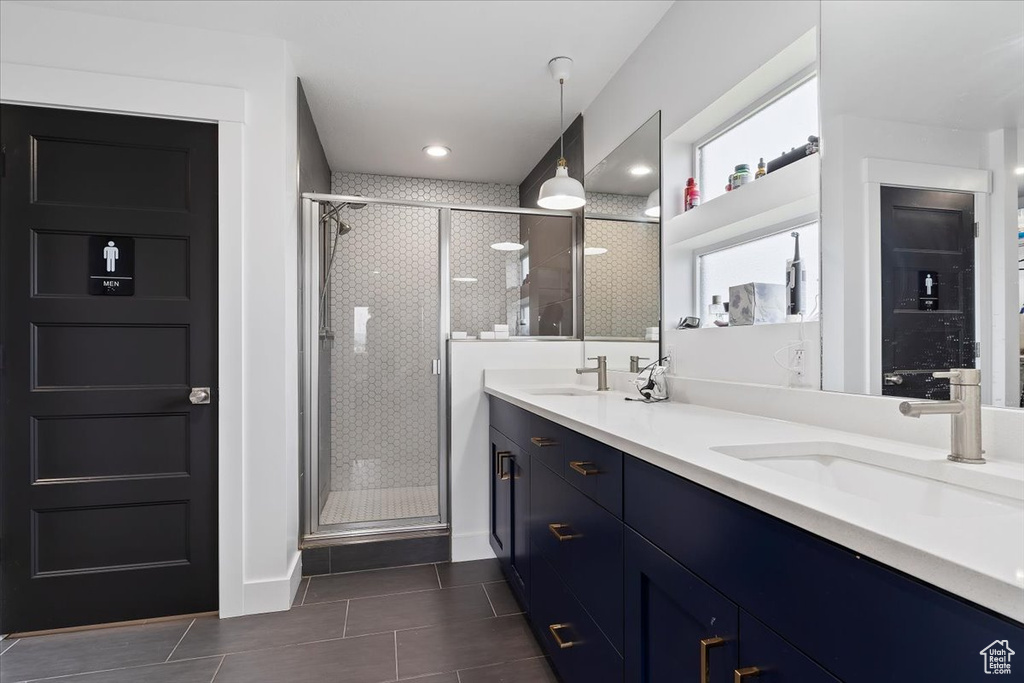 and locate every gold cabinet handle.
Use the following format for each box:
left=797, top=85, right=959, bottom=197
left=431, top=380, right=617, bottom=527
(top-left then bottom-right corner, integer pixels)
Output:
left=700, top=637, right=726, bottom=683
left=548, top=623, right=577, bottom=649
left=531, top=436, right=558, bottom=447
left=495, top=451, right=512, bottom=481
left=569, top=460, right=600, bottom=476
left=548, top=523, right=580, bottom=542
left=735, top=667, right=761, bottom=682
